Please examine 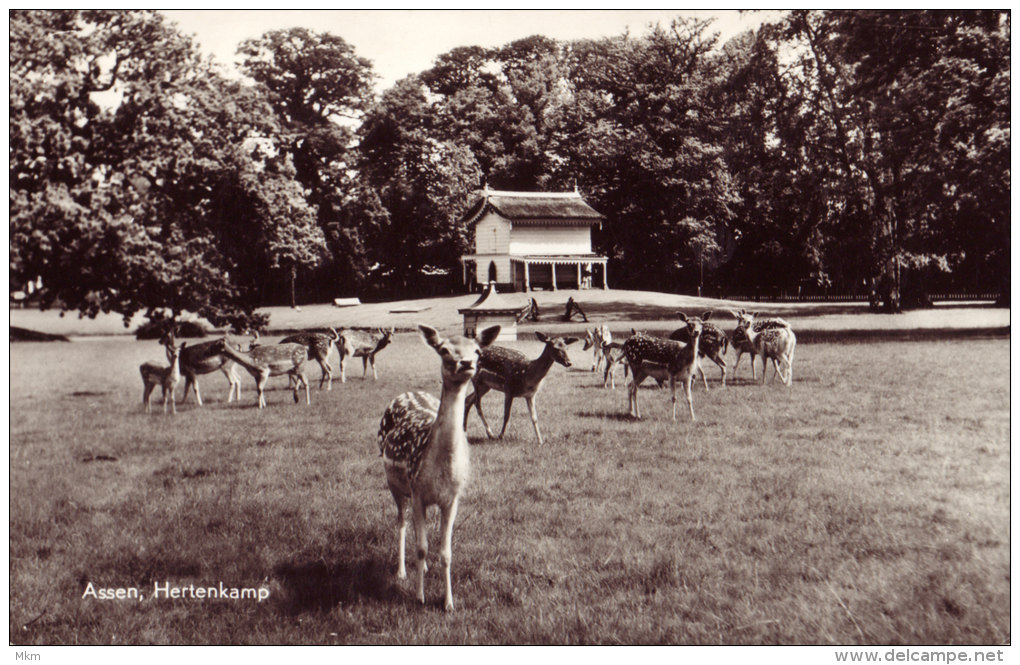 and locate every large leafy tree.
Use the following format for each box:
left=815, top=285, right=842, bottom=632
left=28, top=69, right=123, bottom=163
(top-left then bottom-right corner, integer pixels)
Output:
left=559, top=19, right=740, bottom=291
left=237, top=28, right=377, bottom=299
left=10, top=10, right=323, bottom=326
left=773, top=10, right=1009, bottom=309
left=358, top=77, right=481, bottom=294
